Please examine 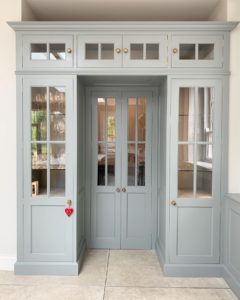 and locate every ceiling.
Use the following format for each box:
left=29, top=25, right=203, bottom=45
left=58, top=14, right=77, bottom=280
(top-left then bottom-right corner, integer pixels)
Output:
left=25, top=0, right=220, bottom=21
